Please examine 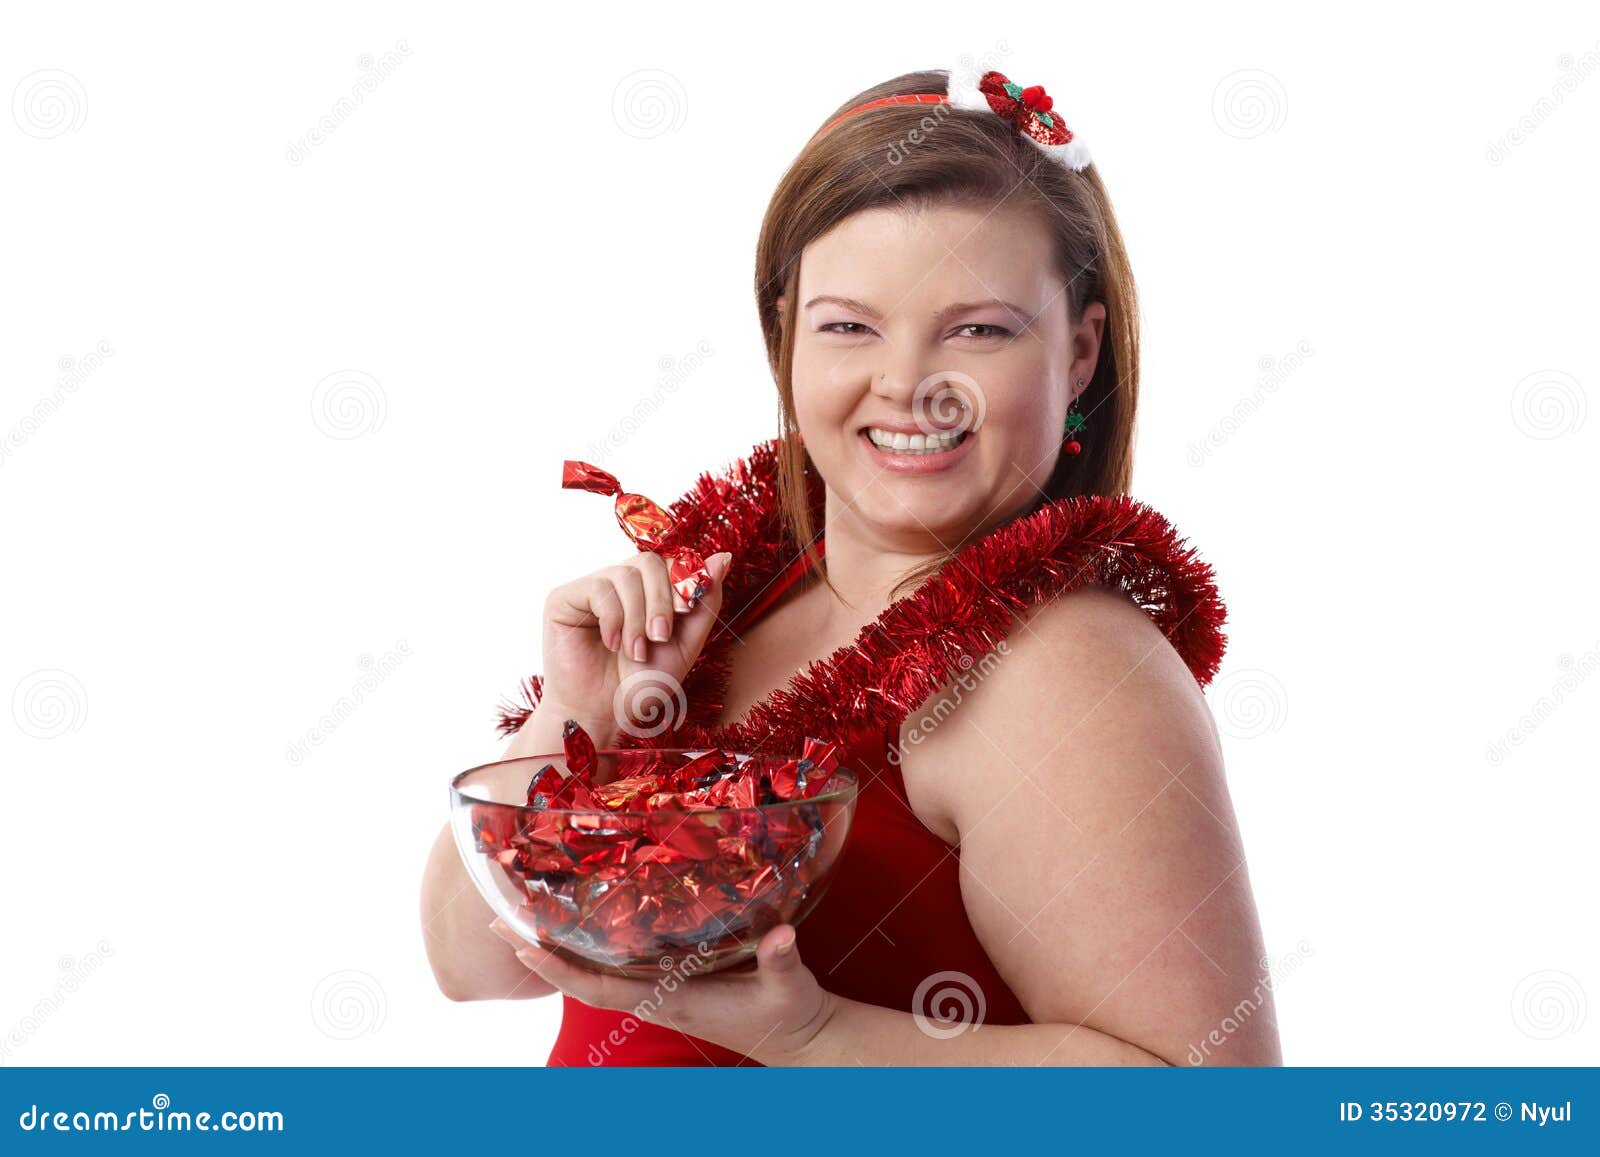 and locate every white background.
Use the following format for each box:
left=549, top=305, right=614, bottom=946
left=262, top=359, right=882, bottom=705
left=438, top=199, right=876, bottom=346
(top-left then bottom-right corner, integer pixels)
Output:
left=2, top=1, right=1596, bottom=1067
